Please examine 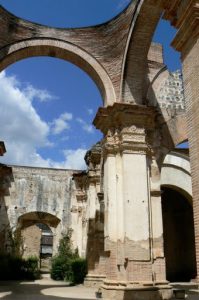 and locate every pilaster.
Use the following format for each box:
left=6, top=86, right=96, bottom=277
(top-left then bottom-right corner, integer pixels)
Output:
left=84, top=143, right=106, bottom=287
left=93, top=103, right=172, bottom=300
